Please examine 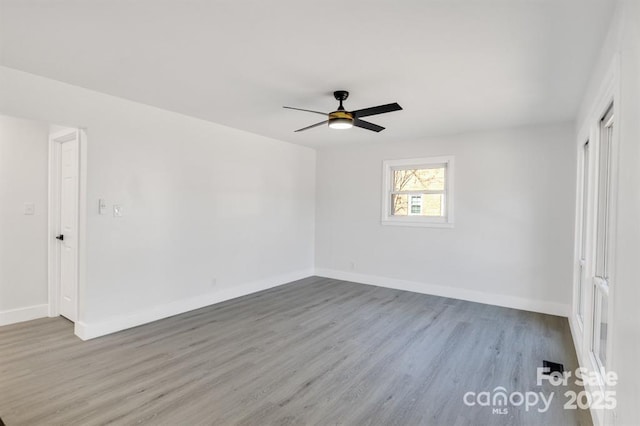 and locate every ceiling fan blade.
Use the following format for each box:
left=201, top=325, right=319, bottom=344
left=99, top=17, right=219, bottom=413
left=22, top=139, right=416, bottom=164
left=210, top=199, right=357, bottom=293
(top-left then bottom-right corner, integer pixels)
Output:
left=294, top=120, right=328, bottom=132
left=283, top=106, right=328, bottom=117
left=354, top=118, right=385, bottom=132
left=352, top=102, right=402, bottom=118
